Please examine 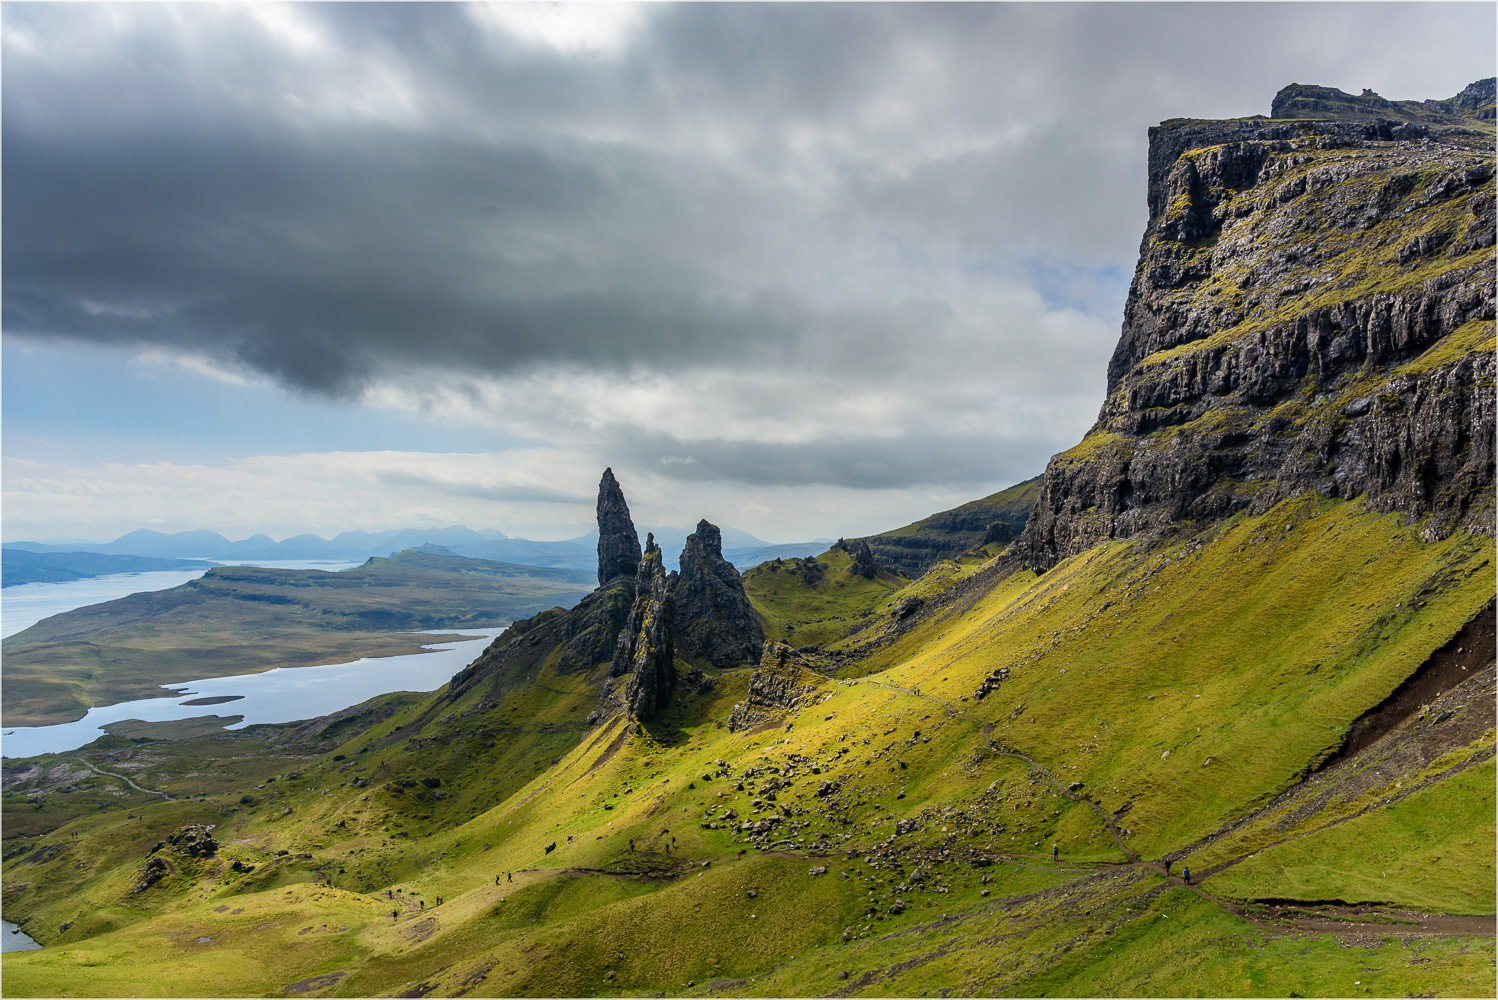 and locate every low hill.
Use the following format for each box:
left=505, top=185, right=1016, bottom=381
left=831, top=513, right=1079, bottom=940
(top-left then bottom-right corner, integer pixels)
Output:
left=0, top=551, right=595, bottom=727
left=1, top=550, right=214, bottom=588
left=857, top=476, right=1042, bottom=575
